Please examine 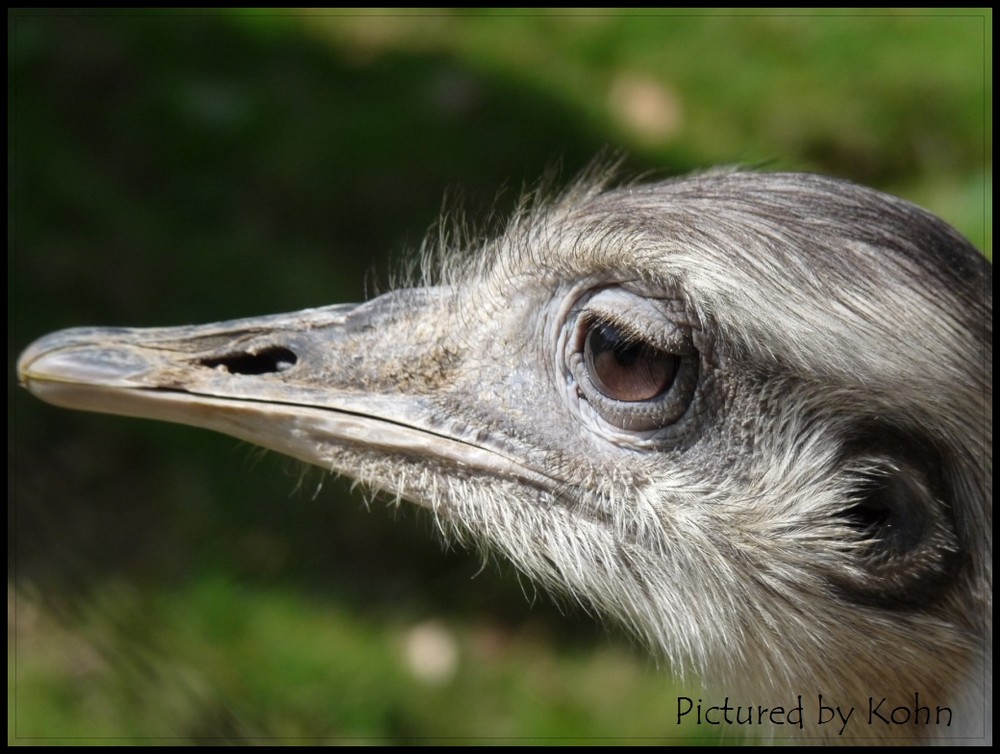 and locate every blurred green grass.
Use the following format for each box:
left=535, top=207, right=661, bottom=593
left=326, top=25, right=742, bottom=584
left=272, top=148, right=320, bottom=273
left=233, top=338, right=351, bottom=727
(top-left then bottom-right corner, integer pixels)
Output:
left=10, top=9, right=991, bottom=744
